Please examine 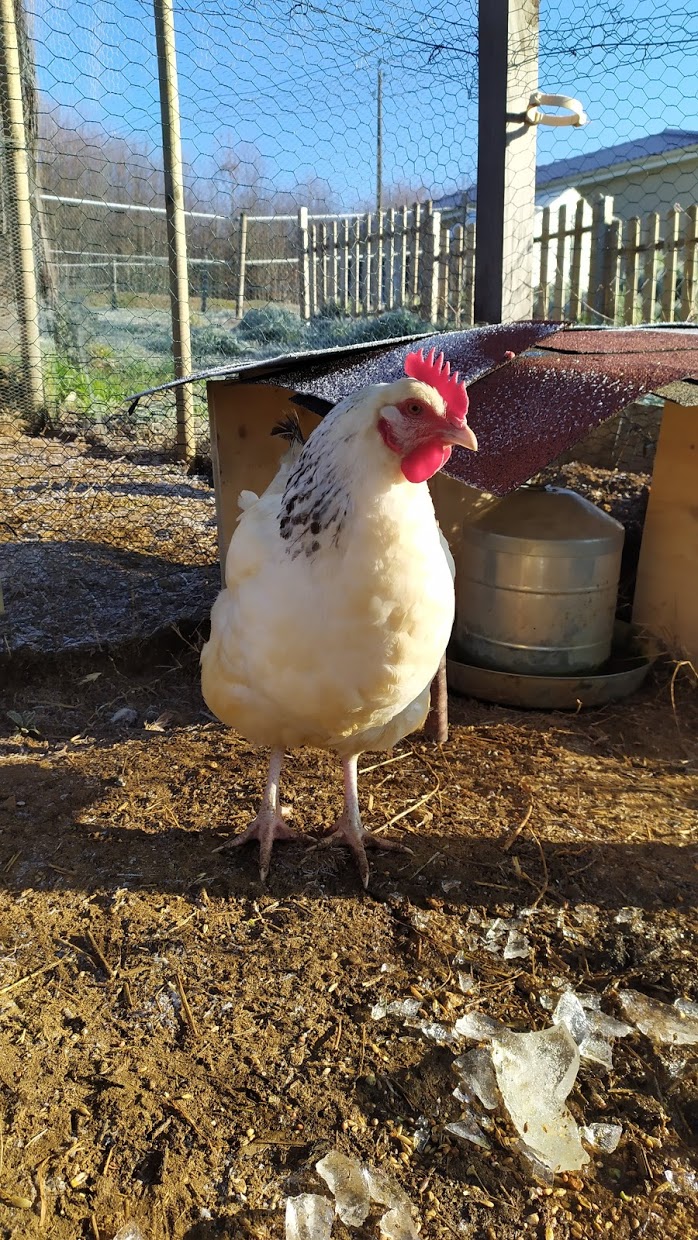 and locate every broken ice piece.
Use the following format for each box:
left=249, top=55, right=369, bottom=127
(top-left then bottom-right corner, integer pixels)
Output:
left=577, top=1033, right=614, bottom=1071
left=316, top=1151, right=370, bottom=1226
left=675, top=997, right=698, bottom=1020
left=412, top=1119, right=430, bottom=1153
left=490, top=1025, right=589, bottom=1173
left=441, top=878, right=461, bottom=894
left=445, top=1117, right=491, bottom=1149
left=406, top=1018, right=458, bottom=1044
left=503, top=929, right=531, bottom=960
left=113, top=1227, right=146, bottom=1240
left=379, top=1205, right=420, bottom=1240
left=582, top=1123, right=623, bottom=1154
left=371, top=998, right=422, bottom=1021
left=454, top=1011, right=506, bottom=1041
left=362, top=1164, right=413, bottom=1214
left=453, top=1047, right=499, bottom=1110
left=619, top=989, right=698, bottom=1046
left=515, top=1141, right=555, bottom=1187
left=285, top=1194, right=334, bottom=1240
left=614, top=907, right=643, bottom=929
left=458, top=972, right=477, bottom=995
left=553, top=992, right=589, bottom=1045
